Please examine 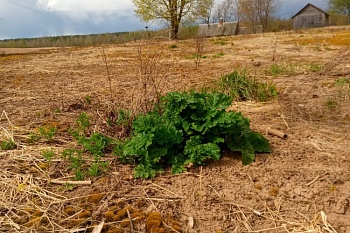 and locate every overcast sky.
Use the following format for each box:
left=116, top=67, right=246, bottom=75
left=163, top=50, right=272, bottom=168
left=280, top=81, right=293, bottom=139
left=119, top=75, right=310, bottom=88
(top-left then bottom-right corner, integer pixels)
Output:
left=0, top=0, right=329, bottom=40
